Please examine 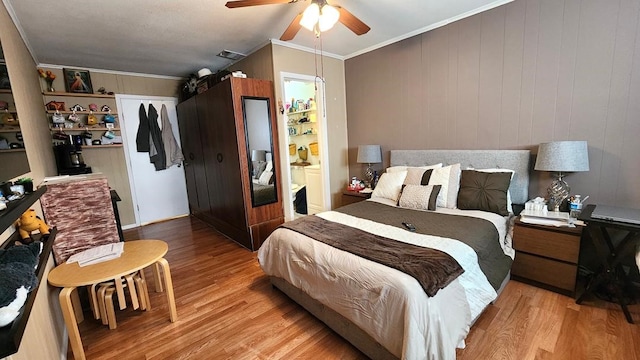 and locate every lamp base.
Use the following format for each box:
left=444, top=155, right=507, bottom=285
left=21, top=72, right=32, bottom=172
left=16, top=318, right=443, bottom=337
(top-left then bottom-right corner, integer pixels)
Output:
left=364, top=164, right=374, bottom=188
left=548, top=172, right=570, bottom=211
